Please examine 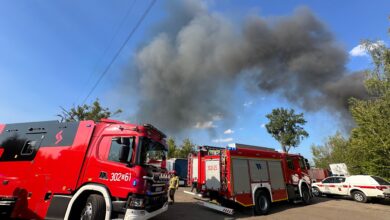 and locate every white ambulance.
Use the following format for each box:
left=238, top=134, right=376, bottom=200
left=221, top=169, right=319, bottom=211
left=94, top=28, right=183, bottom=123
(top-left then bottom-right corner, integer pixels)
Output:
left=312, top=175, right=390, bottom=202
